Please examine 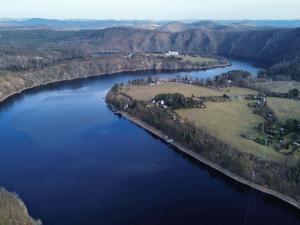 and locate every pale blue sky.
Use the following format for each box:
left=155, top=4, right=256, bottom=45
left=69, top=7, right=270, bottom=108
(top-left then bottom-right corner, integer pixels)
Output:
left=1, top=0, right=299, bottom=20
